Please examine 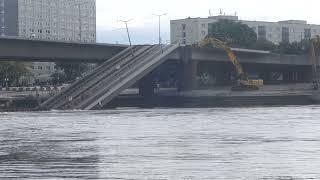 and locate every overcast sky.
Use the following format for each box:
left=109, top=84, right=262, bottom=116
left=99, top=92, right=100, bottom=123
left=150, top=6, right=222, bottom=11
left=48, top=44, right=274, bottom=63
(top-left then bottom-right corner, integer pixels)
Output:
left=96, top=0, right=320, bottom=44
